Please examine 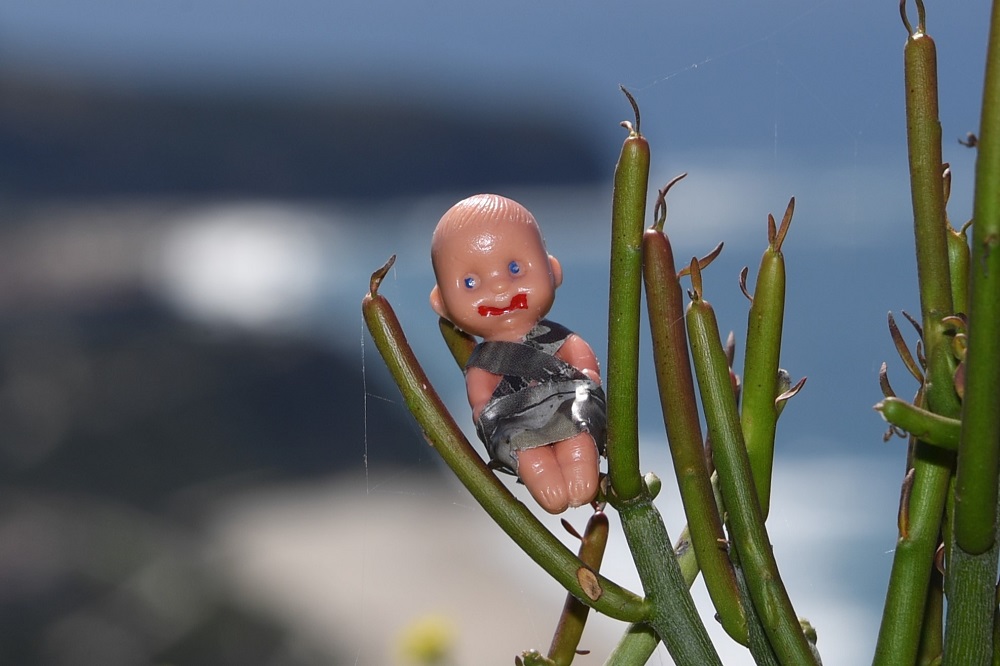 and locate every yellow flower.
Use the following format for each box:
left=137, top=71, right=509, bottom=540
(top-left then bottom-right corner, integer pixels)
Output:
left=395, top=613, right=456, bottom=665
